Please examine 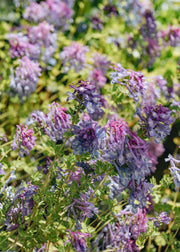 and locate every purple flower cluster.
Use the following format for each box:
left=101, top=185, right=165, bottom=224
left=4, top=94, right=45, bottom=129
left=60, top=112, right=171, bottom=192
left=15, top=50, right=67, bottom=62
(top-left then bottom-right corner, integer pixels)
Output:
left=5, top=183, right=39, bottom=231
left=37, top=157, right=51, bottom=175
left=0, top=163, right=5, bottom=175
left=89, top=53, right=110, bottom=89
left=23, top=2, right=49, bottom=23
left=28, top=21, right=57, bottom=63
left=9, top=2, right=58, bottom=99
left=90, top=15, right=104, bottom=30
left=149, top=211, right=171, bottom=227
left=23, top=0, right=73, bottom=30
left=60, top=42, right=89, bottom=73
left=141, top=75, right=168, bottom=106
left=102, top=119, right=152, bottom=210
left=11, top=124, right=36, bottom=157
left=165, top=154, right=180, bottom=191
left=8, top=33, right=40, bottom=59
left=67, top=81, right=106, bottom=120
left=9, top=22, right=57, bottom=63
left=71, top=119, right=105, bottom=158
left=10, top=56, right=41, bottom=99
left=139, top=10, right=160, bottom=67
left=160, top=26, right=180, bottom=47
left=32, top=102, right=71, bottom=142
left=67, top=193, right=99, bottom=221
left=103, top=3, right=119, bottom=17
left=110, top=63, right=145, bottom=102
left=18, top=183, right=39, bottom=217
left=139, top=104, right=175, bottom=143
left=103, top=119, right=150, bottom=179
left=94, top=208, right=148, bottom=251
left=66, top=229, right=91, bottom=252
